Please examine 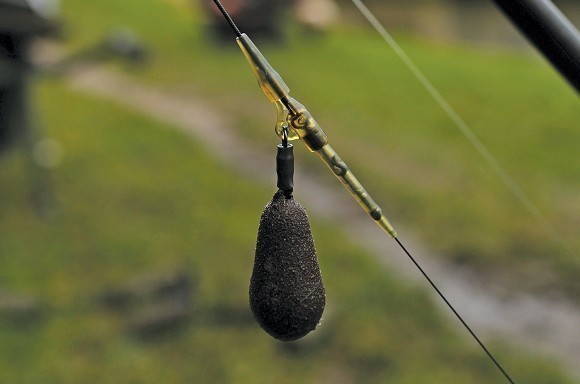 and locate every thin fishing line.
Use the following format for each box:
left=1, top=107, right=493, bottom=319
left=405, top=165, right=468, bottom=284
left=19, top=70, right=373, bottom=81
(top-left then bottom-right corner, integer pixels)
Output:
left=350, top=0, right=576, bottom=258
left=212, top=0, right=242, bottom=37
left=395, top=237, right=516, bottom=384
